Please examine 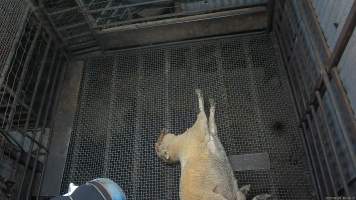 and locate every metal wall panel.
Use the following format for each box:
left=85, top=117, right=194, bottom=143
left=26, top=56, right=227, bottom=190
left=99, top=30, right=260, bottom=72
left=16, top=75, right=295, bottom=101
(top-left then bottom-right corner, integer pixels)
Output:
left=274, top=0, right=356, bottom=196
left=311, top=0, right=353, bottom=49
left=339, top=28, right=356, bottom=118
